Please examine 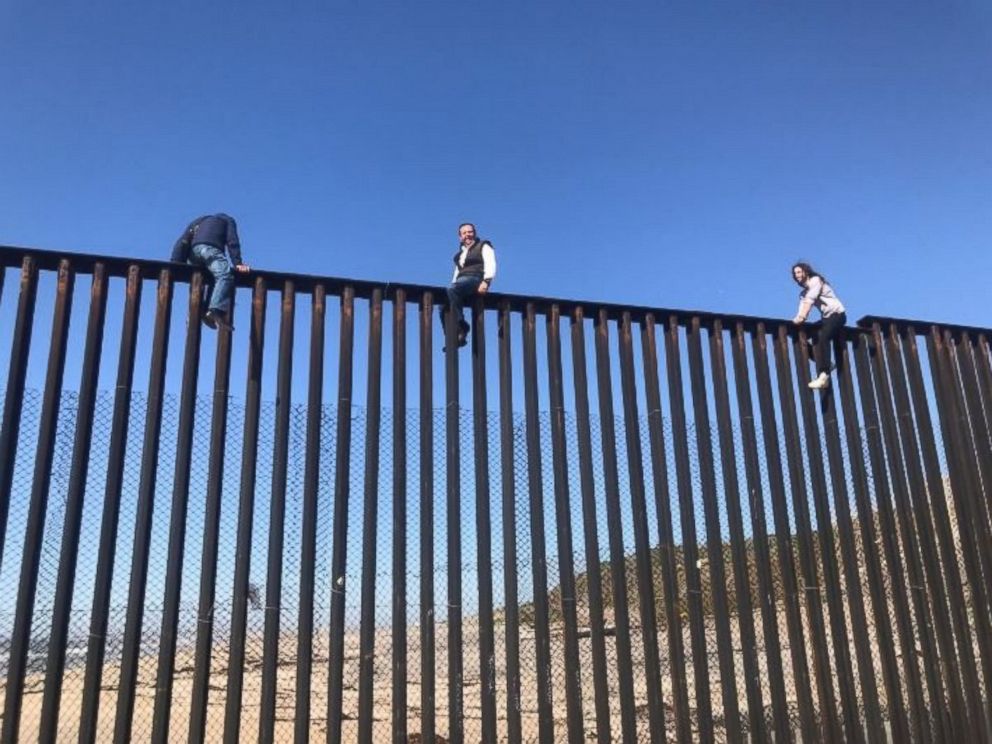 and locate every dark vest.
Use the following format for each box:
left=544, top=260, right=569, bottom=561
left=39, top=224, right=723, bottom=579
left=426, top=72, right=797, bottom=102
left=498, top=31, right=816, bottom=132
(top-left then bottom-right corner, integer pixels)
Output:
left=453, top=239, right=489, bottom=278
